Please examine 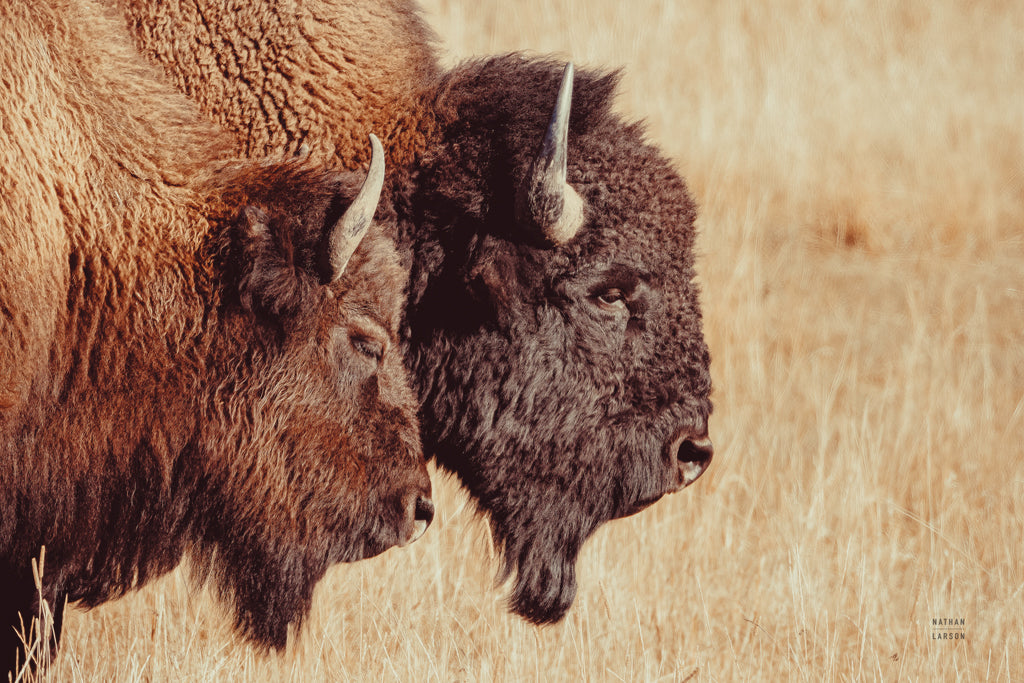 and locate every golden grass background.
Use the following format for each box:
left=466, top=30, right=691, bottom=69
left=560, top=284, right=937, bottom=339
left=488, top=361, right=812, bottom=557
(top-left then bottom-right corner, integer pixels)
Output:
left=18, top=0, right=1024, bottom=680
